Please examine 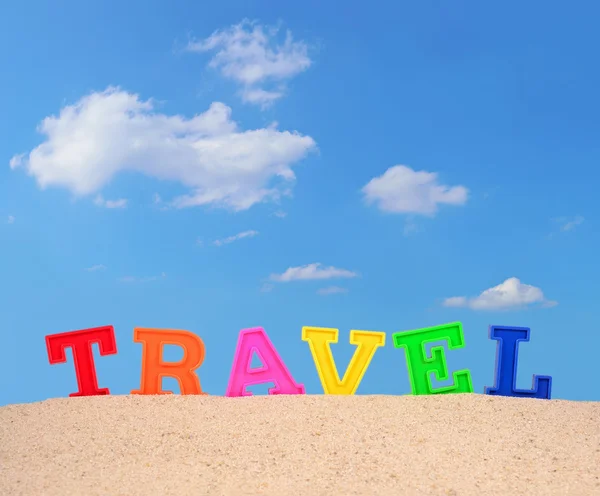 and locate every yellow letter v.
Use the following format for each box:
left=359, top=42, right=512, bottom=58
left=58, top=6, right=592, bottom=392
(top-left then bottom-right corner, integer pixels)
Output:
left=302, top=327, right=385, bottom=394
